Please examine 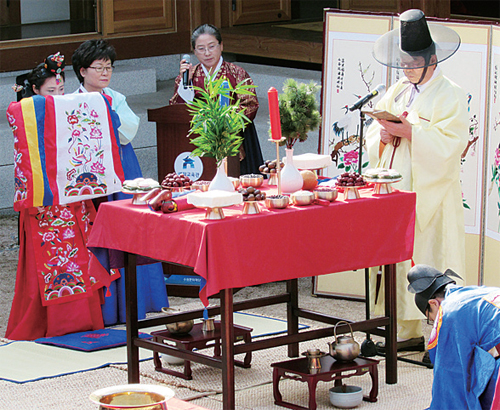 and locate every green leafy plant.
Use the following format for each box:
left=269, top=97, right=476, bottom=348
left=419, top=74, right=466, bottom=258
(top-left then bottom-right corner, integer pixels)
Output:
left=187, top=74, right=255, bottom=167
left=274, top=78, right=321, bottom=149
